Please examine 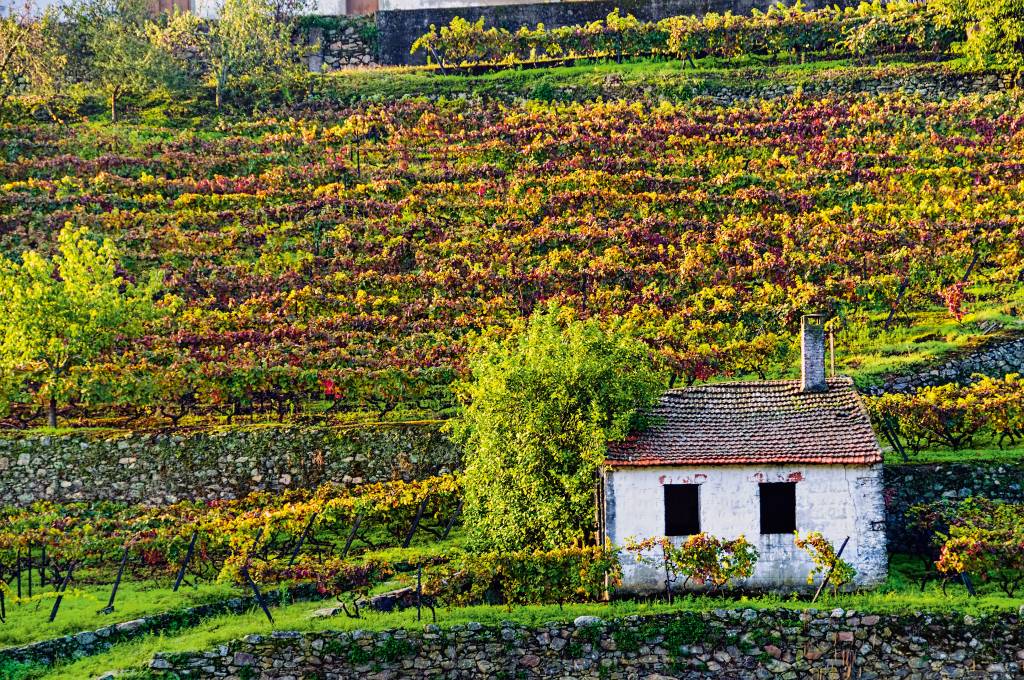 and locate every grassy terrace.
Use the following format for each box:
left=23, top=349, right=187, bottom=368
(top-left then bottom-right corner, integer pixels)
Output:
left=307, top=54, right=994, bottom=105
left=80, top=54, right=982, bottom=121
left=2, top=555, right=1018, bottom=680
left=0, top=582, right=240, bottom=650
left=883, top=442, right=1024, bottom=465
